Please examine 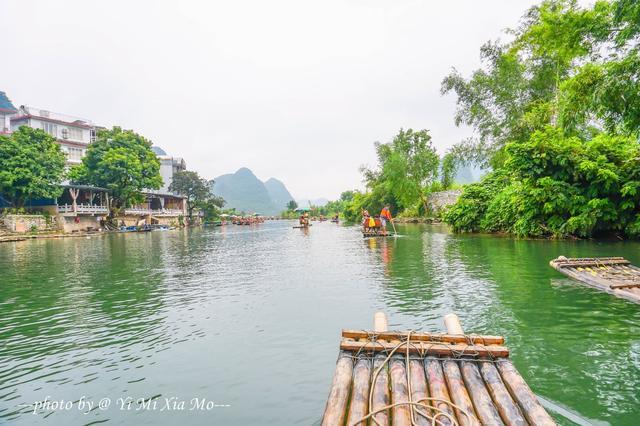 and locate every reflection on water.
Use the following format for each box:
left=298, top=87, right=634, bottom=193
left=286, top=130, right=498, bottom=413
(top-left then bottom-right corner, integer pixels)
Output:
left=0, top=222, right=639, bottom=425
